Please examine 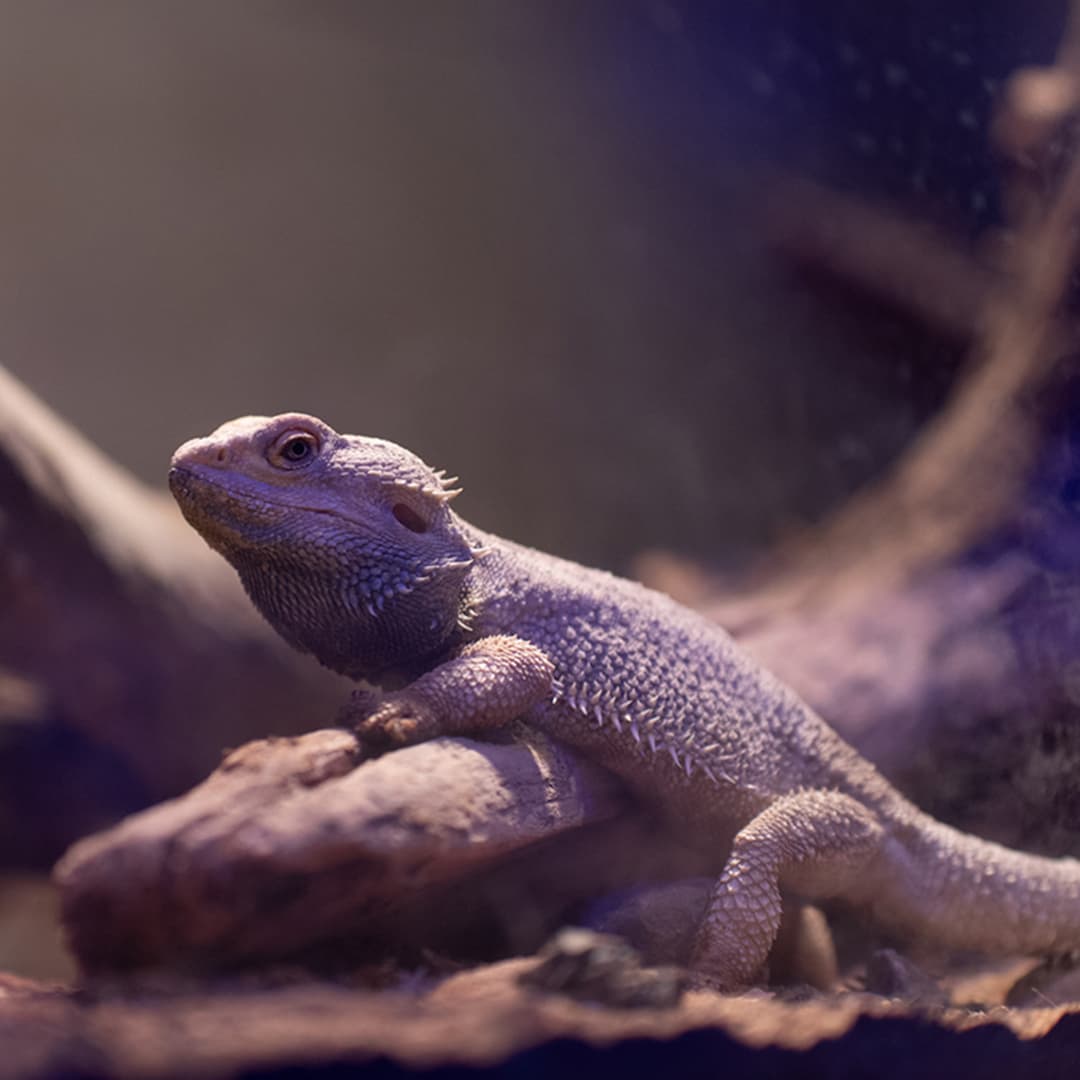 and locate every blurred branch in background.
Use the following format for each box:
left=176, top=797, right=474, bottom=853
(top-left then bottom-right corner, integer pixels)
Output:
left=721, top=14, right=1080, bottom=617
left=769, top=182, right=995, bottom=344
left=0, top=365, right=346, bottom=866
left=640, top=8, right=1080, bottom=846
